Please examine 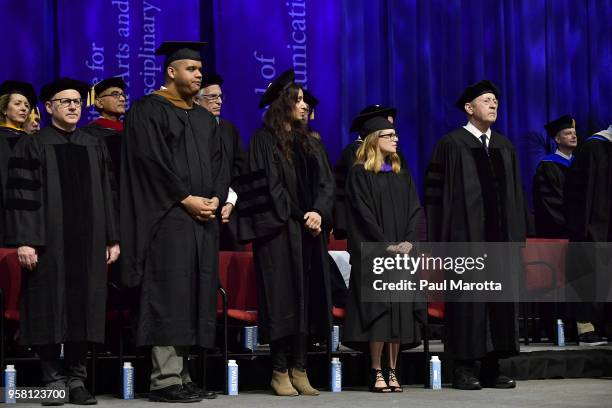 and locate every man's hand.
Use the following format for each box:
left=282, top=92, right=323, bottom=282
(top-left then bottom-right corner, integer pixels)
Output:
left=304, top=211, right=322, bottom=231
left=106, top=244, right=120, bottom=264
left=17, top=246, right=38, bottom=270
left=221, top=203, right=234, bottom=224
left=387, top=242, right=413, bottom=255
left=309, top=226, right=322, bottom=237
left=182, top=195, right=216, bottom=221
